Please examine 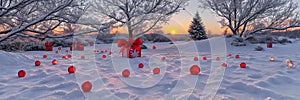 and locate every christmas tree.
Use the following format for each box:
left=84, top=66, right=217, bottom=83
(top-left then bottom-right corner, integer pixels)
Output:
left=188, top=12, right=207, bottom=40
